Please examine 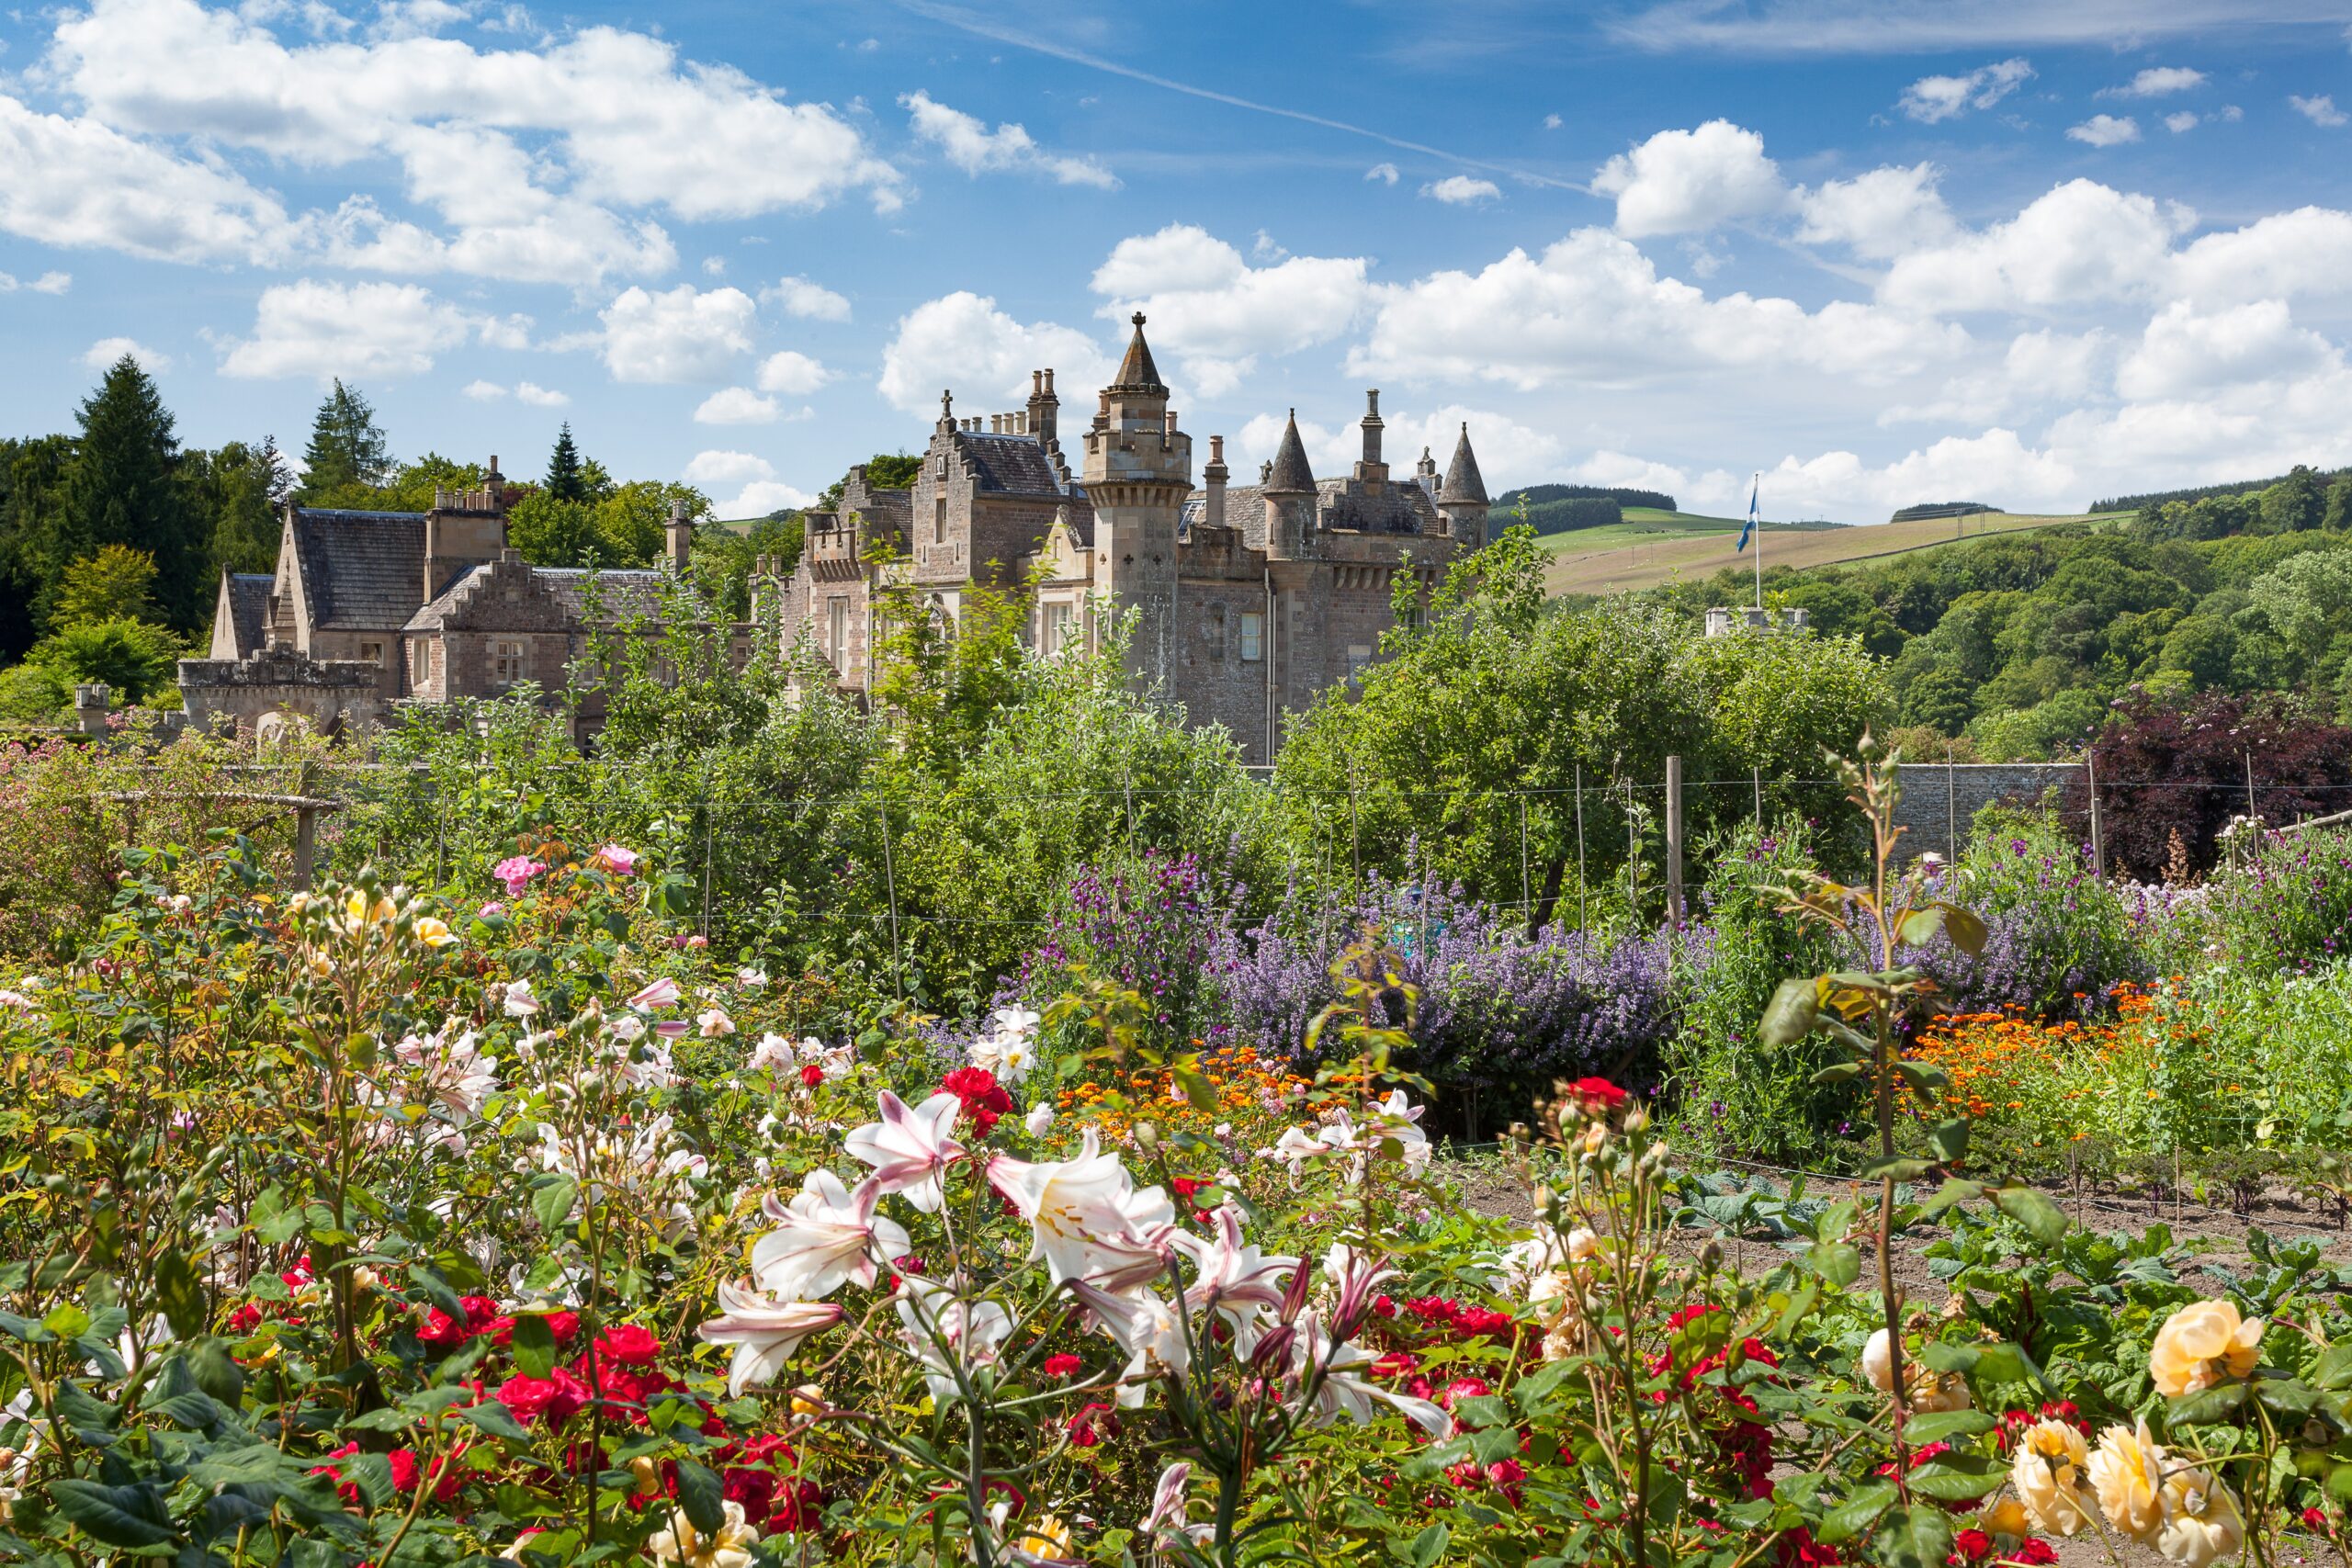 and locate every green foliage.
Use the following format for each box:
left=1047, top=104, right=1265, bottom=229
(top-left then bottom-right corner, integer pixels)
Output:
left=0, top=660, right=69, bottom=722
left=544, top=421, right=587, bottom=502
left=300, top=378, right=392, bottom=497
left=694, top=511, right=804, bottom=621
left=1667, top=818, right=1857, bottom=1162
left=50, top=543, right=162, bottom=629
left=1278, top=527, right=1887, bottom=918
left=507, top=480, right=708, bottom=569
left=820, top=451, right=922, bottom=508
left=66, top=355, right=201, bottom=631
left=180, top=435, right=290, bottom=578
left=30, top=615, right=185, bottom=703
